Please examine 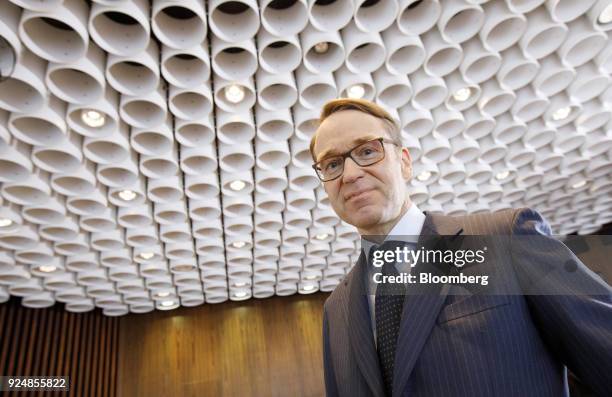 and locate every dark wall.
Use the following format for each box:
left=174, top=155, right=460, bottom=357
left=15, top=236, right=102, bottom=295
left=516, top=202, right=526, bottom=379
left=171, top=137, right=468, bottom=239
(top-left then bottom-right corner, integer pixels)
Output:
left=0, top=297, right=119, bottom=397
left=116, top=292, right=327, bottom=397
